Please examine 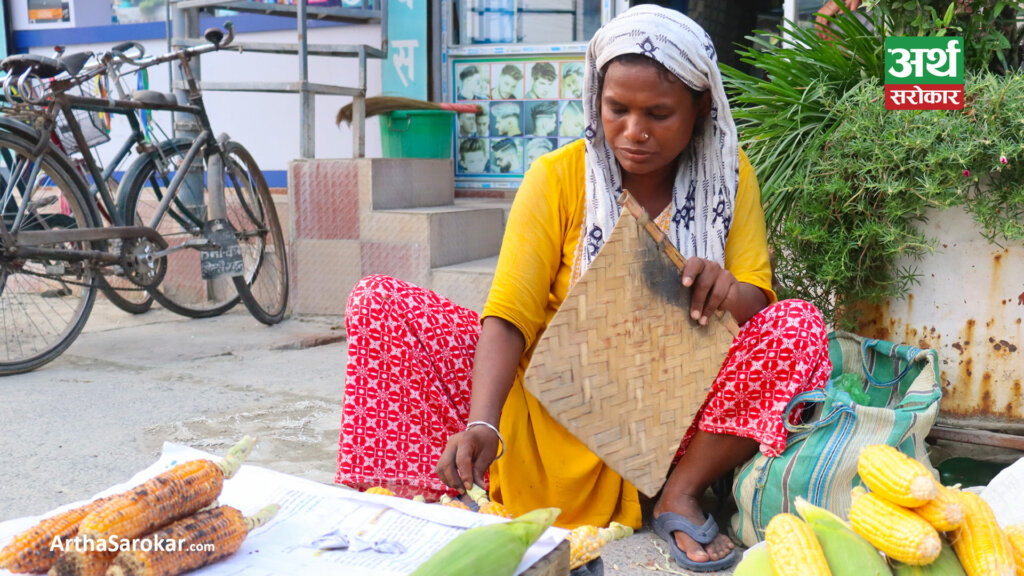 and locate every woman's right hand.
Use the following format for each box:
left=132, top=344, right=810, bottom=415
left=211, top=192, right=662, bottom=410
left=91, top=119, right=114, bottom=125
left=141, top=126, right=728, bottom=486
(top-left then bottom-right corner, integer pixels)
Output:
left=435, top=424, right=501, bottom=493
